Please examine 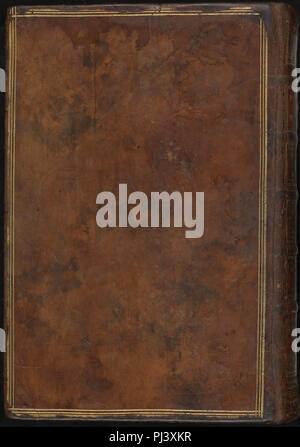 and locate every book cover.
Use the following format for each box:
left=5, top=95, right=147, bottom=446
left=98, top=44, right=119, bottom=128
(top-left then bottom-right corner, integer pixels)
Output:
left=4, top=4, right=299, bottom=422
